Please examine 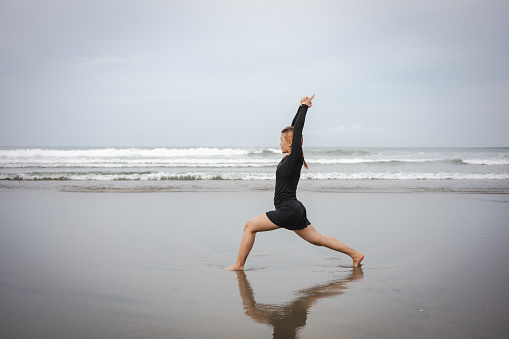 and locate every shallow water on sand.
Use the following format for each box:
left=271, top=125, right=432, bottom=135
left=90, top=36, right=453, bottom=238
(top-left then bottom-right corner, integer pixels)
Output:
left=1, top=189, right=508, bottom=338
